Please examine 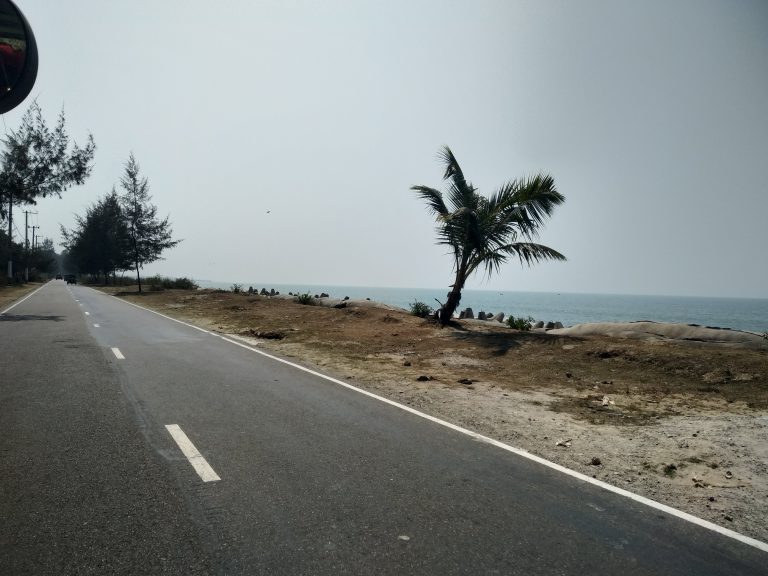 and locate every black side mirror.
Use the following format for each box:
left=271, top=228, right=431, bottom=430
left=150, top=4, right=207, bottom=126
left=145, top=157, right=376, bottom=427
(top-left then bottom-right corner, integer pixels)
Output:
left=0, top=0, right=38, bottom=114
